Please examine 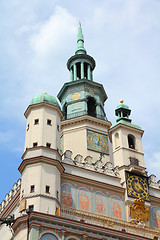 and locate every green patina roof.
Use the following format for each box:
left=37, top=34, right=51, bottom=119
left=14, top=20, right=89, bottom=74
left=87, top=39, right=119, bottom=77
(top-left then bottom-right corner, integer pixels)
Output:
left=29, top=93, right=60, bottom=108
left=75, top=23, right=86, bottom=55
left=116, top=102, right=129, bottom=110
left=110, top=119, right=142, bottom=131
